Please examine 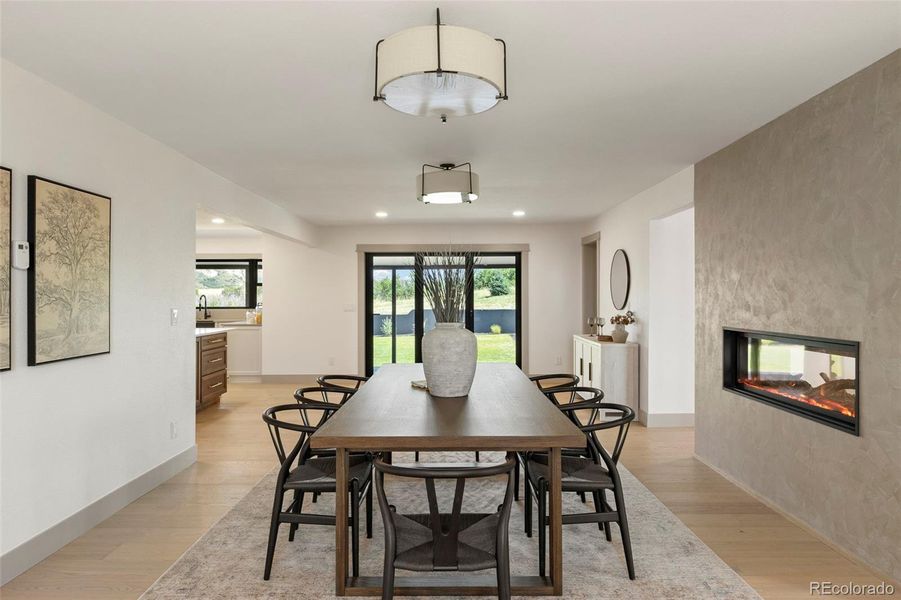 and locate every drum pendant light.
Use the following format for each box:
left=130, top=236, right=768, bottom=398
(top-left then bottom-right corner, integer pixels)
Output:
left=417, top=163, right=479, bottom=204
left=373, top=9, right=508, bottom=121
